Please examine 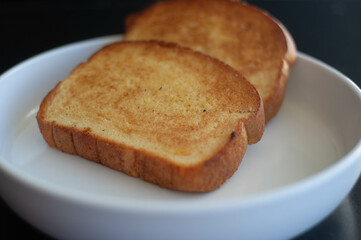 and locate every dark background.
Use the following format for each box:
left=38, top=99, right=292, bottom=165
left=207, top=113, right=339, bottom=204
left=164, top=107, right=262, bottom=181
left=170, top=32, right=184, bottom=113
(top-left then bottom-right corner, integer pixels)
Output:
left=1, top=0, right=360, bottom=239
